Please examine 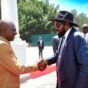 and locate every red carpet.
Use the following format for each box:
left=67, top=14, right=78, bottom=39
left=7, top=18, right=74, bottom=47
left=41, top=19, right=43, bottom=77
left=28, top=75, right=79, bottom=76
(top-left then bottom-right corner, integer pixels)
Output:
left=30, top=65, right=56, bottom=79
